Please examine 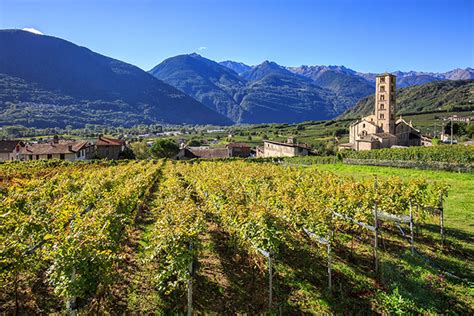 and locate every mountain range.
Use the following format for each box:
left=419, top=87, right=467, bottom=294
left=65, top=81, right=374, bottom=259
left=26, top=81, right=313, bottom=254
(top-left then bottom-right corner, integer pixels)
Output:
left=0, top=29, right=472, bottom=128
left=0, top=30, right=232, bottom=128
left=151, top=55, right=472, bottom=124
left=150, top=56, right=340, bottom=123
